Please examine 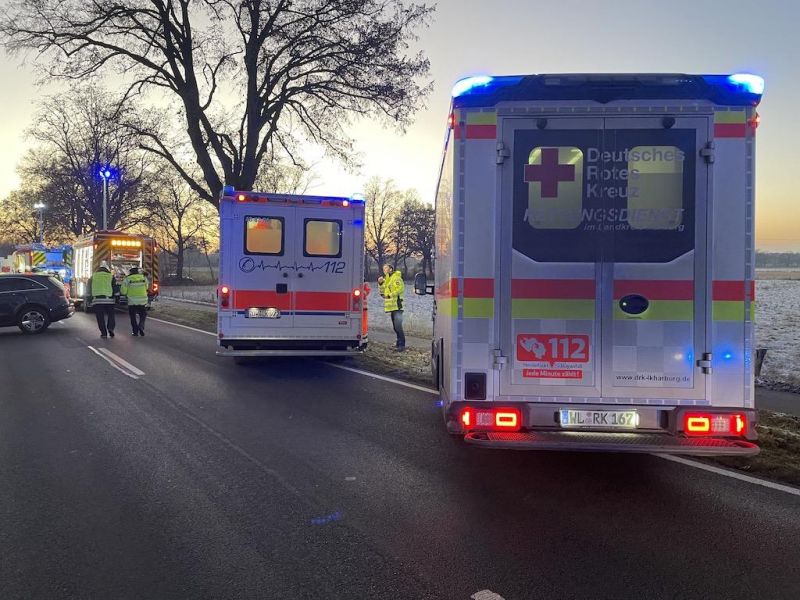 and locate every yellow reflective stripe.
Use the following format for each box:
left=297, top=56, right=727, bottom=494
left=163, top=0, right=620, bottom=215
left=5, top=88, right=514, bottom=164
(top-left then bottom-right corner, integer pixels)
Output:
left=464, top=298, right=494, bottom=318
left=466, top=111, right=497, bottom=125
left=714, top=111, right=747, bottom=124
left=512, top=299, right=595, bottom=320
left=712, top=301, right=754, bottom=321
left=614, top=300, right=693, bottom=321
left=32, top=251, right=46, bottom=265
left=438, top=298, right=457, bottom=317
